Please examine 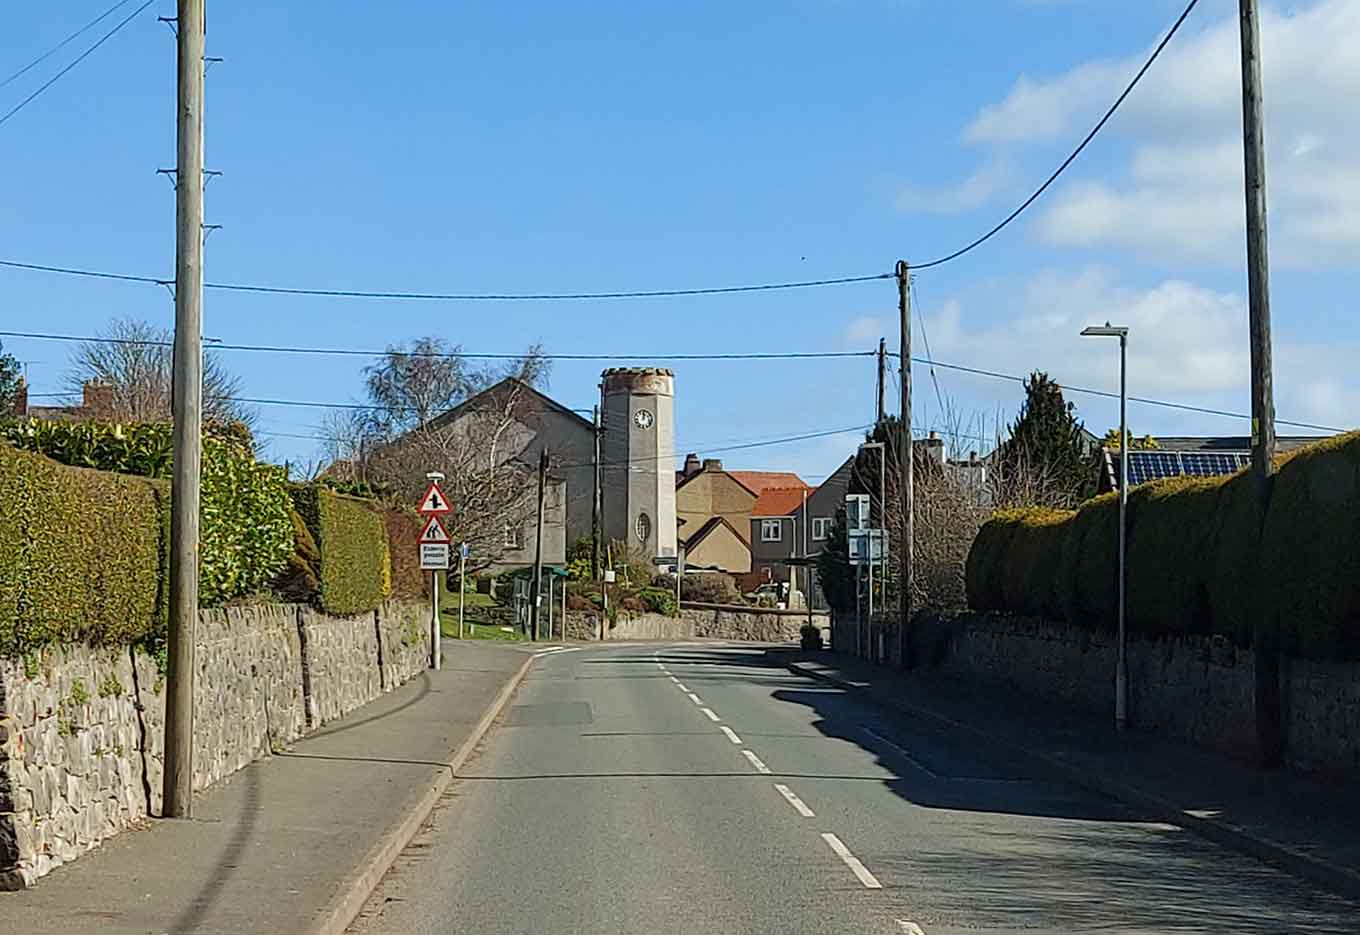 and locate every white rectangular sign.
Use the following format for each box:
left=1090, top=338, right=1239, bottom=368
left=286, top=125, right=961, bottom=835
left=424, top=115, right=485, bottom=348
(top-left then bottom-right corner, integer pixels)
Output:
left=420, top=543, right=450, bottom=570
left=848, top=529, right=888, bottom=565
